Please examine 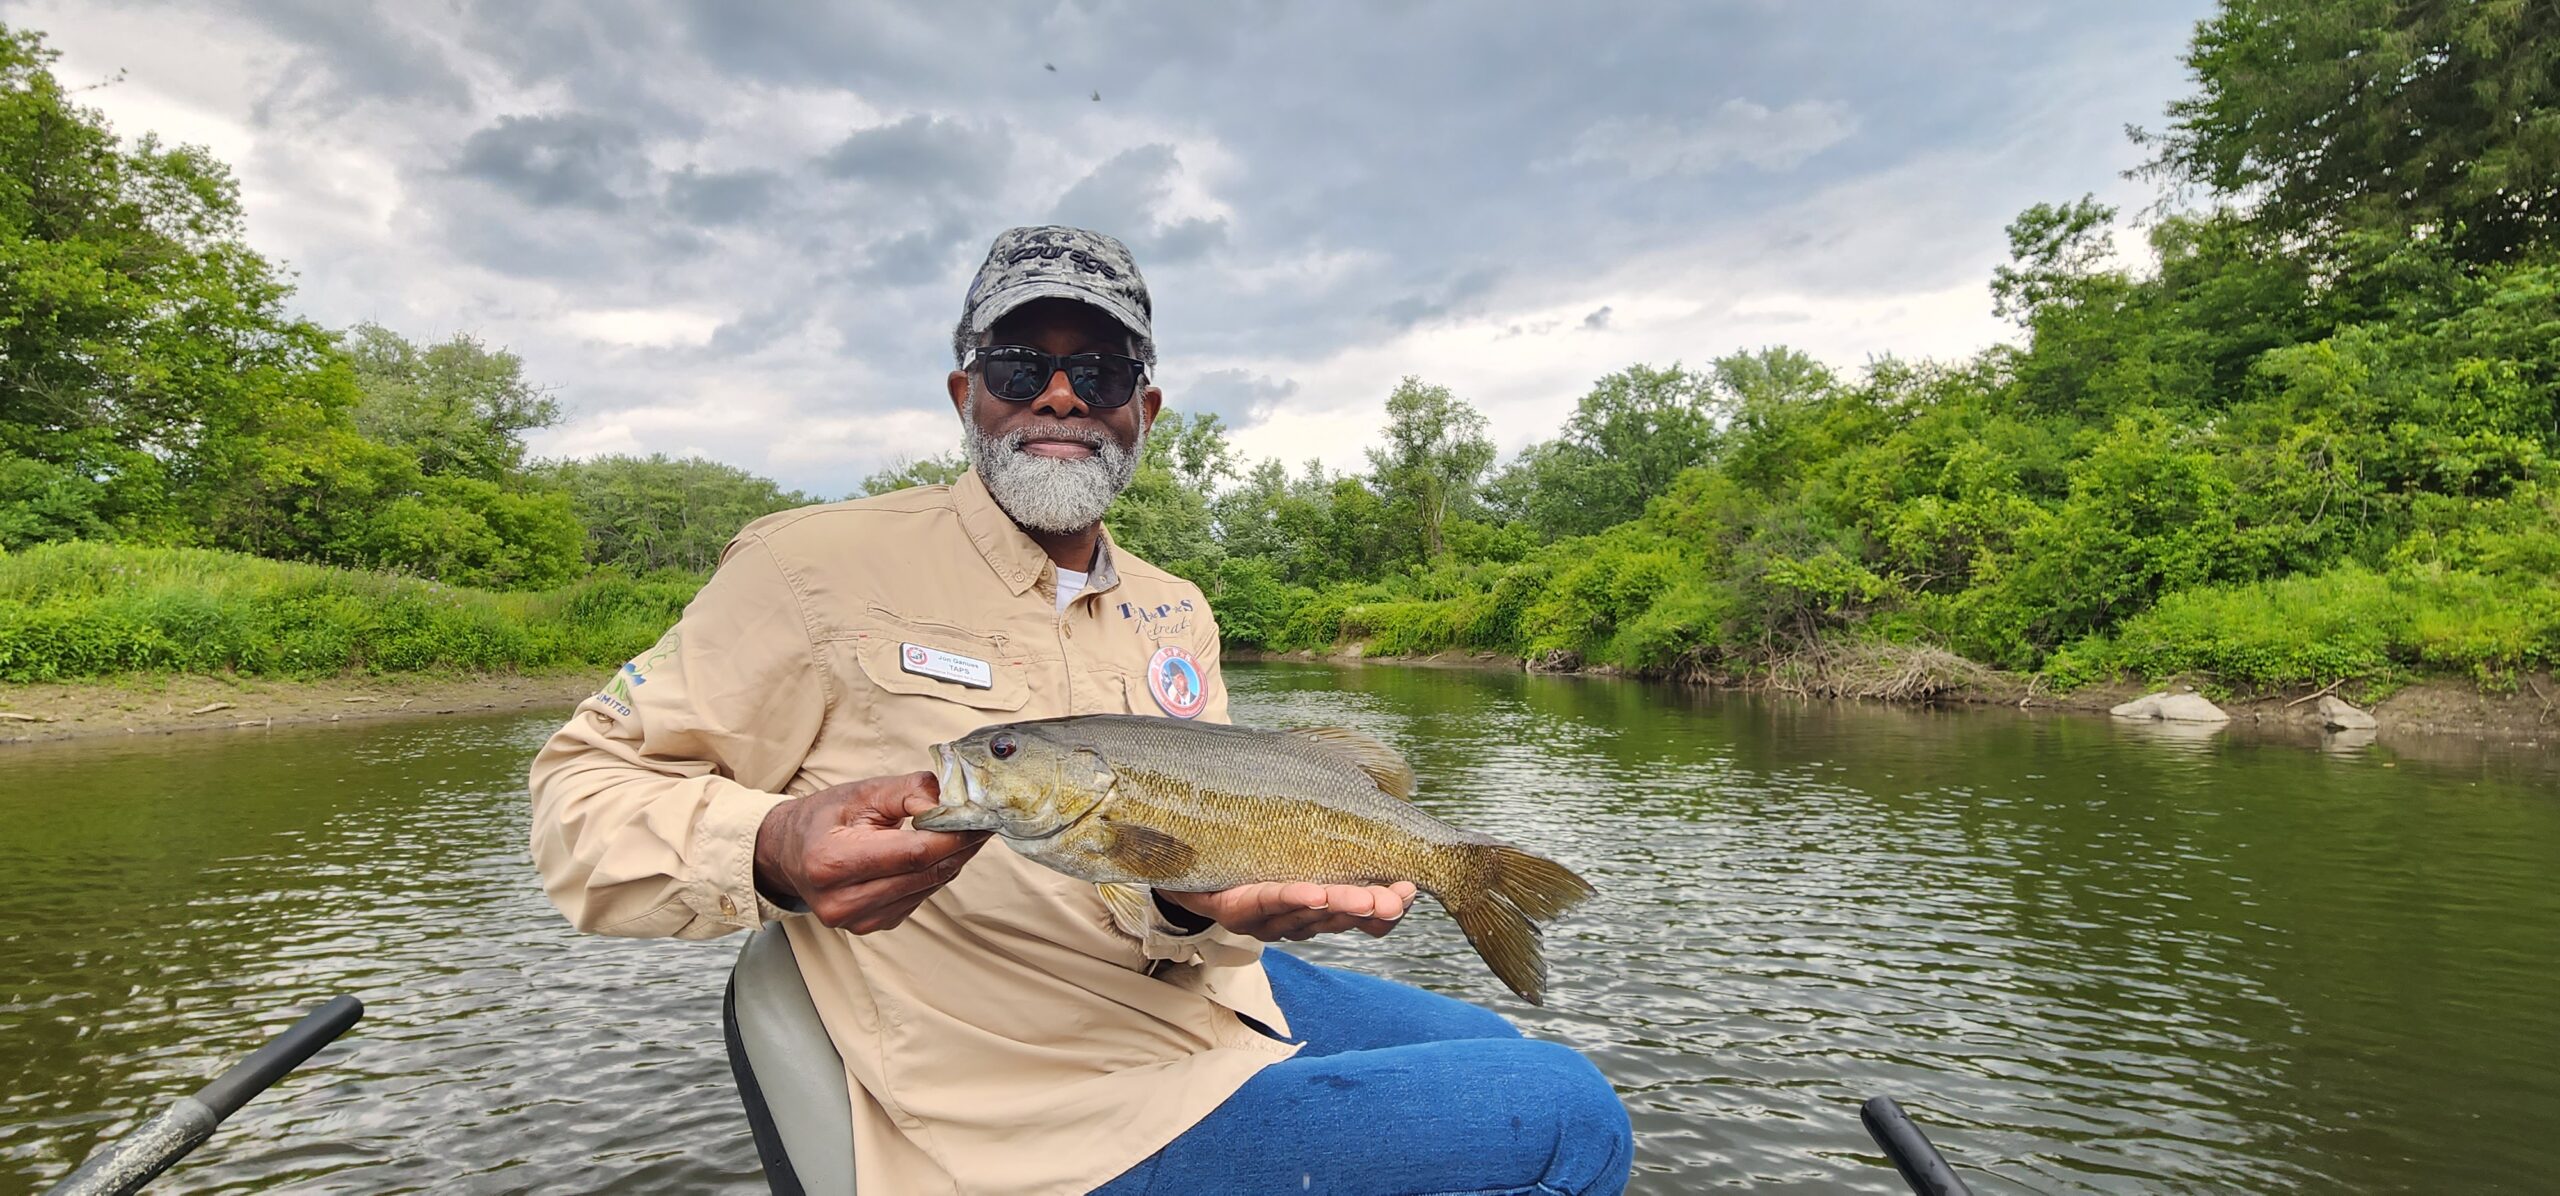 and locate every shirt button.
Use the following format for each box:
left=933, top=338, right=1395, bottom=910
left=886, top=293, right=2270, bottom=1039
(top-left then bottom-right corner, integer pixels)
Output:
left=719, top=895, right=738, bottom=917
